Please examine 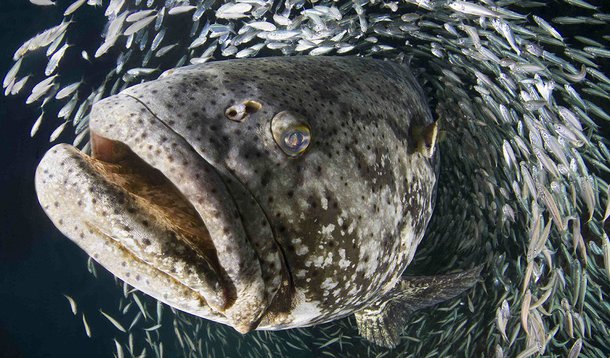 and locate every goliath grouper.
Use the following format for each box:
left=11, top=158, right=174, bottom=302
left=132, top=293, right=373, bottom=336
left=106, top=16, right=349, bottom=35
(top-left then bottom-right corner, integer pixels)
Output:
left=34, top=56, right=479, bottom=347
